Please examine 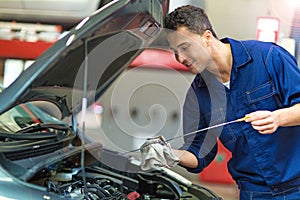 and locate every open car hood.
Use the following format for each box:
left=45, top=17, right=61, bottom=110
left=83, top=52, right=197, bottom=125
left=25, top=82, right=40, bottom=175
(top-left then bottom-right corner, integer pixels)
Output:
left=0, top=0, right=168, bottom=119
